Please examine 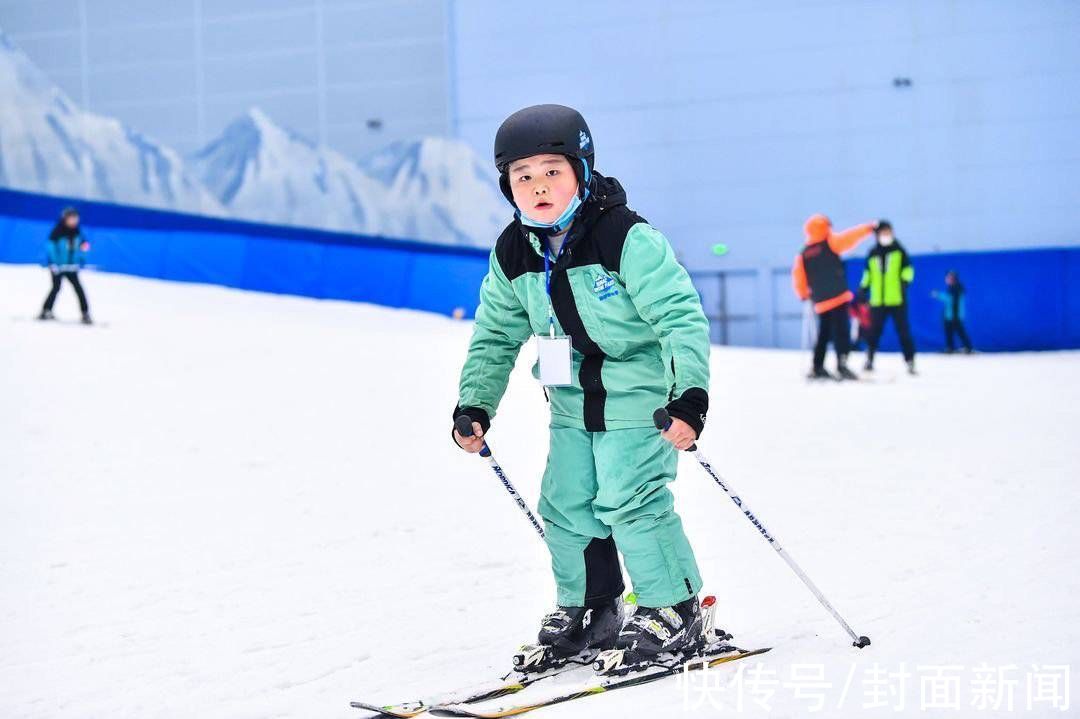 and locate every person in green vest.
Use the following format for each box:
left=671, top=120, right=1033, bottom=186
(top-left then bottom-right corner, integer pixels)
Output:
left=451, top=104, right=711, bottom=668
left=860, top=221, right=917, bottom=374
